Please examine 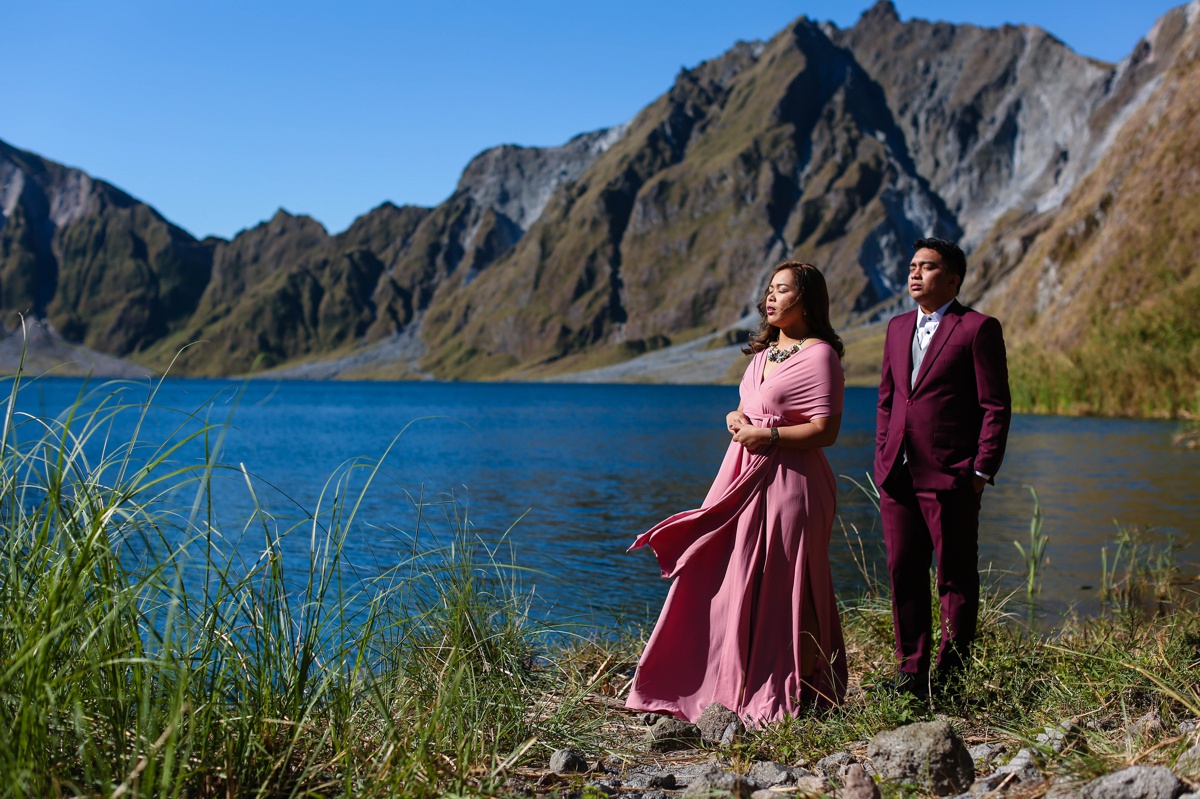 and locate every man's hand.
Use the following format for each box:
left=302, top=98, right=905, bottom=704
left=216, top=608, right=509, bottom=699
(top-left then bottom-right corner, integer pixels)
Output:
left=972, top=474, right=988, bottom=493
